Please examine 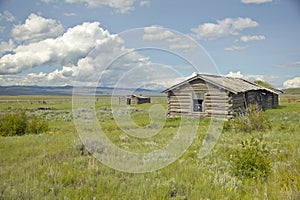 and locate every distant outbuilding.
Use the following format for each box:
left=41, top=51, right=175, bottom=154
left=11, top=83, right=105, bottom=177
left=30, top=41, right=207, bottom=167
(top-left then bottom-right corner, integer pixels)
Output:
left=37, top=107, right=52, bottom=111
left=162, top=73, right=283, bottom=119
left=119, top=95, right=151, bottom=105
